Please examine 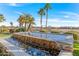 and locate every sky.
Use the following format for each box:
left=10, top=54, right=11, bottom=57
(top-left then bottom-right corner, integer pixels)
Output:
left=0, top=3, right=79, bottom=27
